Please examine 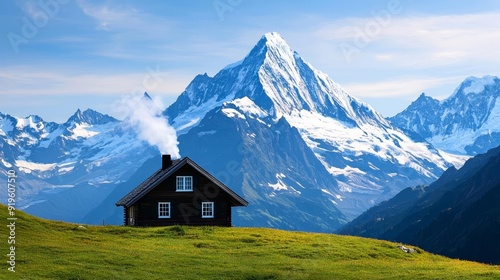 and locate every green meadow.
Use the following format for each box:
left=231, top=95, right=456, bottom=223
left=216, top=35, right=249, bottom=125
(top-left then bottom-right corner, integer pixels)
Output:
left=1, top=204, right=499, bottom=279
